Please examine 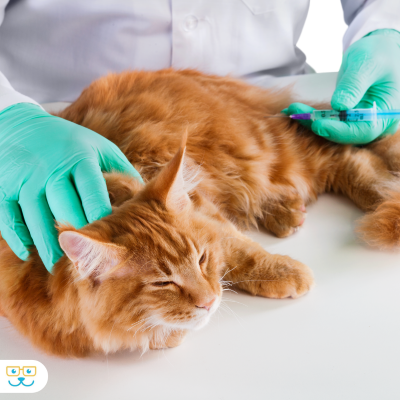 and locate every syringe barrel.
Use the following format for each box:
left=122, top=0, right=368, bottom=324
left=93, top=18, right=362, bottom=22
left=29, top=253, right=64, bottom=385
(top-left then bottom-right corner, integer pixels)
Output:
left=340, top=109, right=375, bottom=122
left=311, top=110, right=341, bottom=121
left=311, top=105, right=377, bottom=122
